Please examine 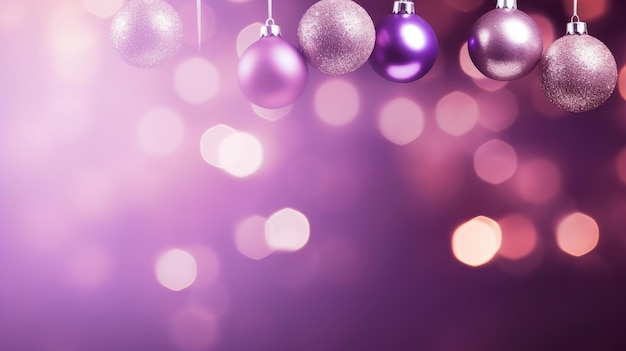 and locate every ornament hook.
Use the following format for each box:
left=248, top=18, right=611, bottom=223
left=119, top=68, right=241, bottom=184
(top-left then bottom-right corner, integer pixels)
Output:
left=392, top=0, right=415, bottom=15
left=566, top=0, right=587, bottom=35
left=496, top=0, right=517, bottom=9
left=261, top=0, right=280, bottom=37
